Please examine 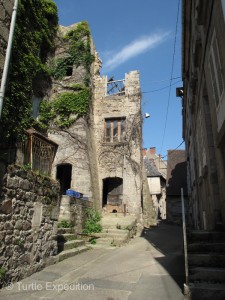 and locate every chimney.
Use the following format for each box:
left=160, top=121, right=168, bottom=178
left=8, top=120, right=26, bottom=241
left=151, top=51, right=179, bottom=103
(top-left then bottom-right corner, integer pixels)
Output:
left=149, top=147, right=156, bottom=155
left=142, top=148, right=147, bottom=157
